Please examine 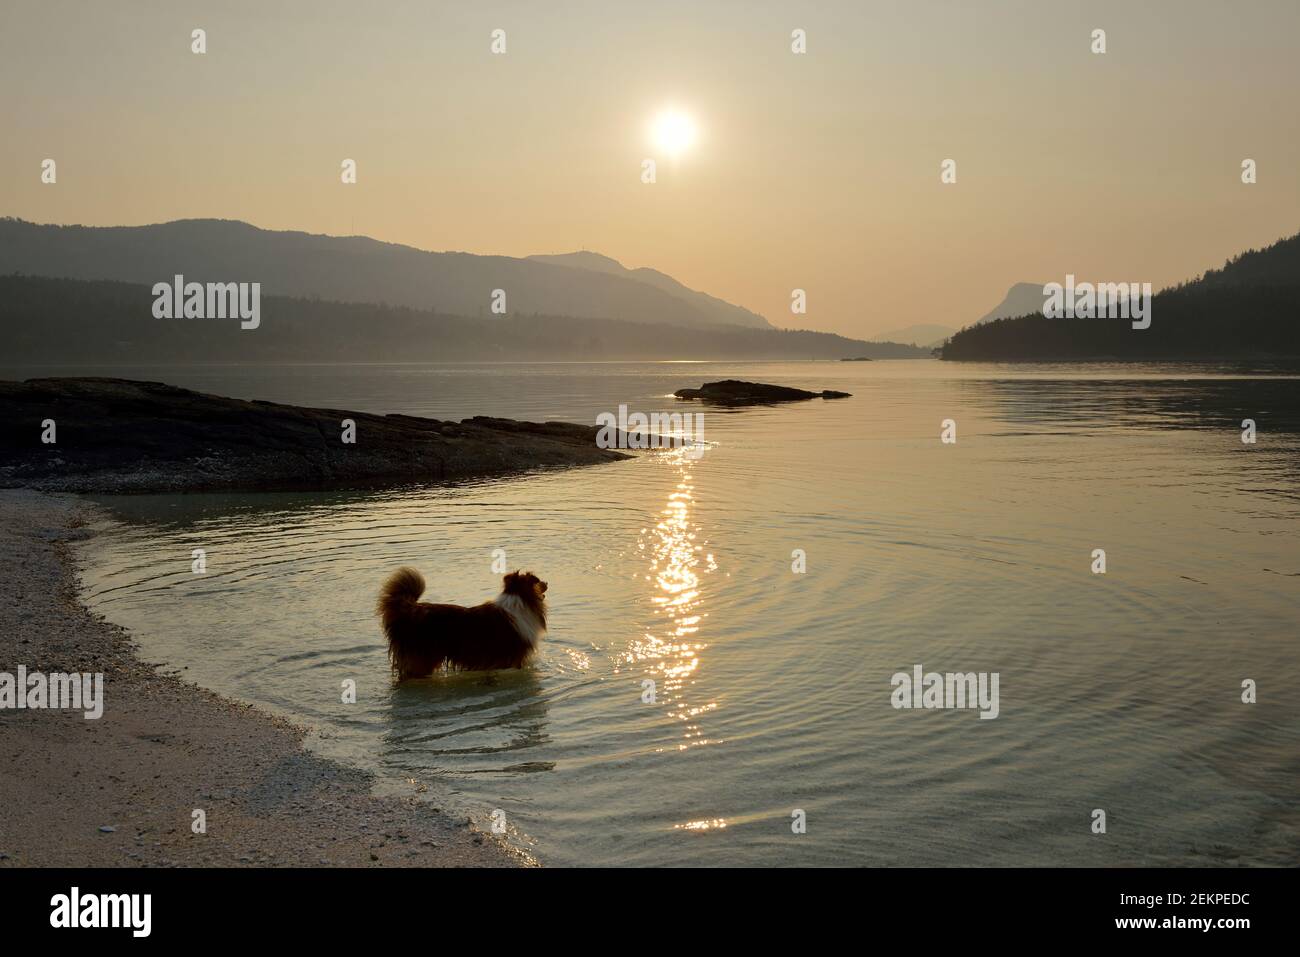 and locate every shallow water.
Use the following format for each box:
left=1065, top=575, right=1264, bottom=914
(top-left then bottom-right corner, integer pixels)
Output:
left=64, top=360, right=1300, bottom=866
